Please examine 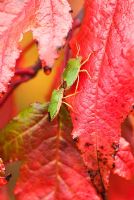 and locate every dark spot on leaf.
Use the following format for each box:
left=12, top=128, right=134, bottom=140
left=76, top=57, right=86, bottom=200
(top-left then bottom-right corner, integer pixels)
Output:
left=85, top=142, right=92, bottom=147
left=60, top=140, right=68, bottom=150
left=112, top=163, right=115, bottom=169
left=130, top=104, right=134, bottom=112
left=5, top=174, right=12, bottom=182
left=111, top=143, right=119, bottom=152
left=73, top=136, right=79, bottom=143
left=97, top=150, right=103, bottom=157
left=102, top=157, right=107, bottom=165
left=101, top=190, right=108, bottom=200
left=103, top=157, right=107, bottom=161
left=103, top=161, right=107, bottom=165
left=98, top=158, right=102, bottom=162
left=100, top=145, right=104, bottom=149
left=88, top=170, right=99, bottom=180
